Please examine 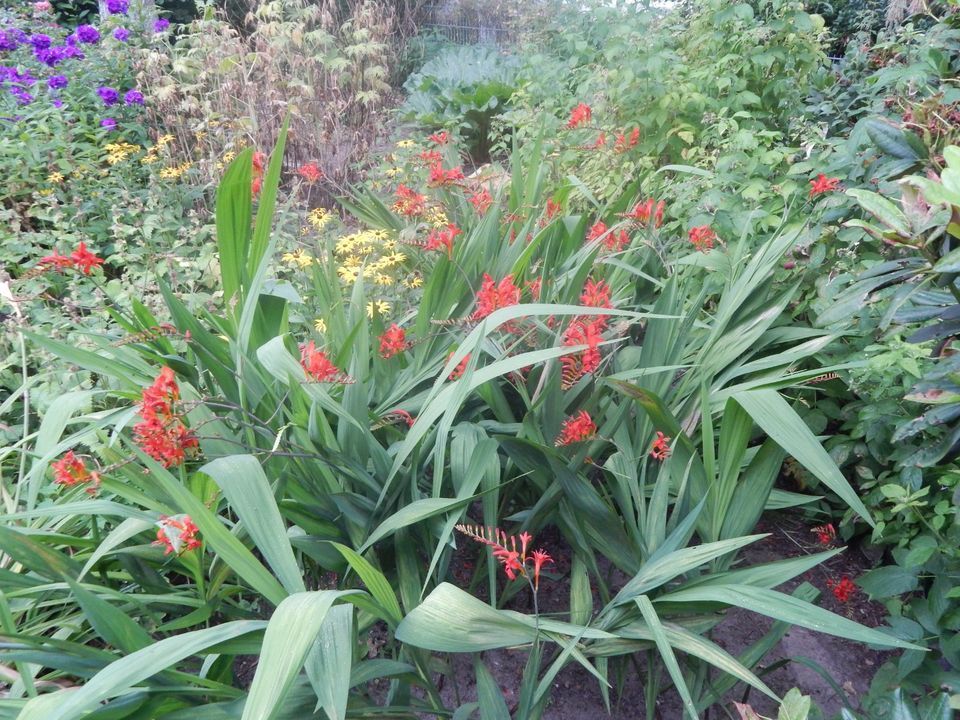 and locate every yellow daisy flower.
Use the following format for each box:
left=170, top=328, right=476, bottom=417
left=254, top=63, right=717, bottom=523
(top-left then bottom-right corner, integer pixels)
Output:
left=281, top=249, right=313, bottom=269
left=314, top=318, right=327, bottom=333
left=366, top=300, right=391, bottom=318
